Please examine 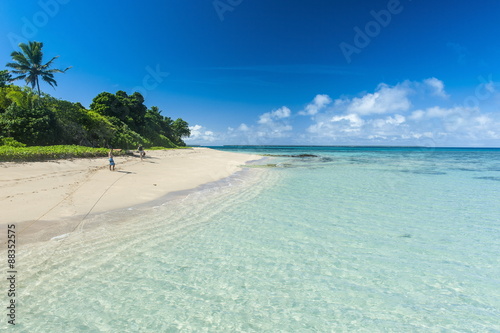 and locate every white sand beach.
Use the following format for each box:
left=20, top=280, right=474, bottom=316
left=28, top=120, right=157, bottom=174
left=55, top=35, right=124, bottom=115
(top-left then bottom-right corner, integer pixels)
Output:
left=0, top=148, right=259, bottom=243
